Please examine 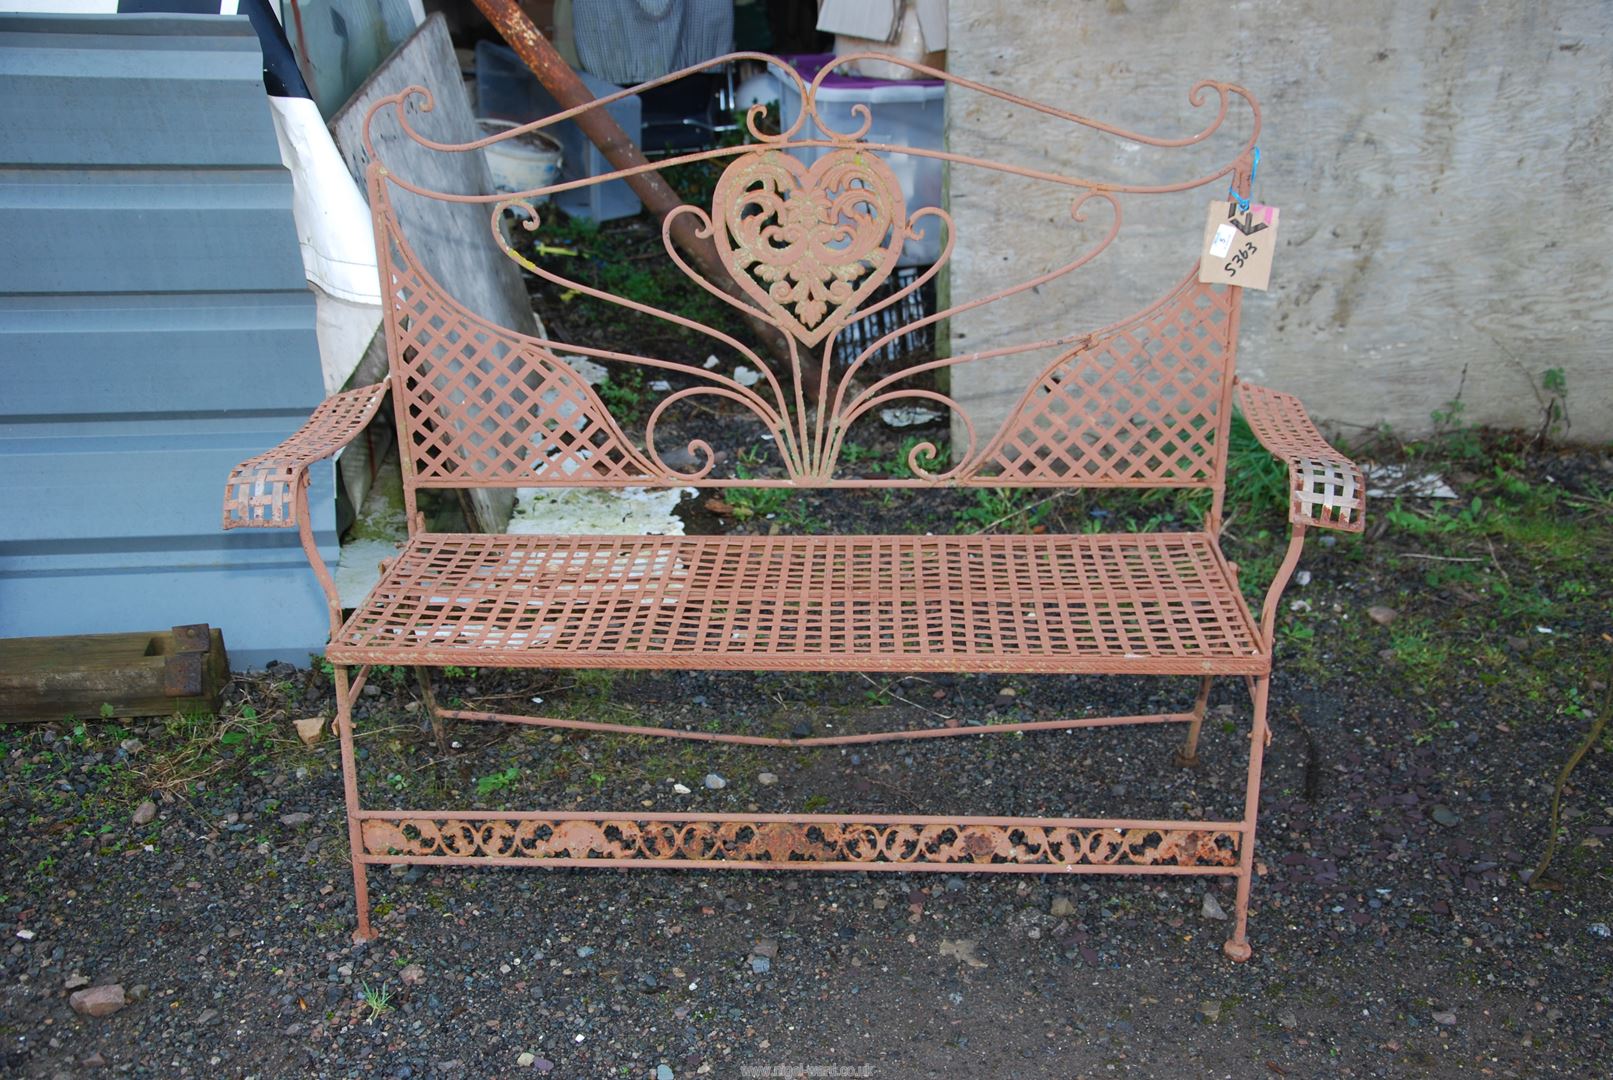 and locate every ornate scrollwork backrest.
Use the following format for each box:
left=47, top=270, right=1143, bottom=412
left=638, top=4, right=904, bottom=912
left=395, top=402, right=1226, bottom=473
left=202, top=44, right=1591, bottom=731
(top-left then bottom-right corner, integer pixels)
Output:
left=363, top=53, right=1261, bottom=491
